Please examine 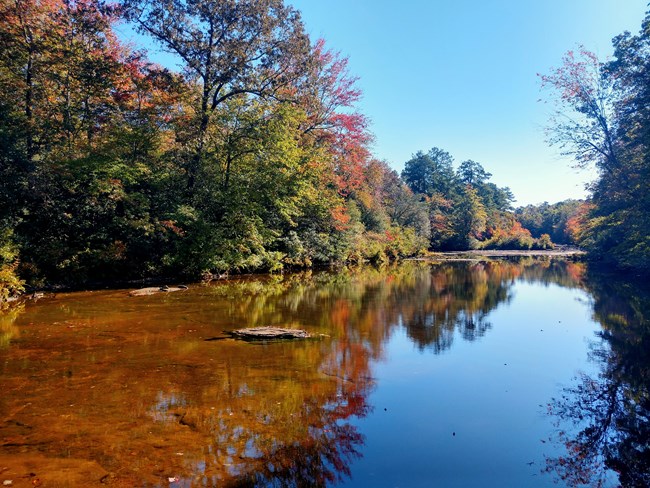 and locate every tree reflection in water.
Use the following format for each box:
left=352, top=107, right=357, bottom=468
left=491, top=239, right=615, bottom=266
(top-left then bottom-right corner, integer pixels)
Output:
left=0, top=303, right=22, bottom=348
left=0, top=258, right=591, bottom=487
left=398, top=258, right=585, bottom=352
left=545, top=272, right=650, bottom=487
left=187, top=258, right=588, bottom=486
